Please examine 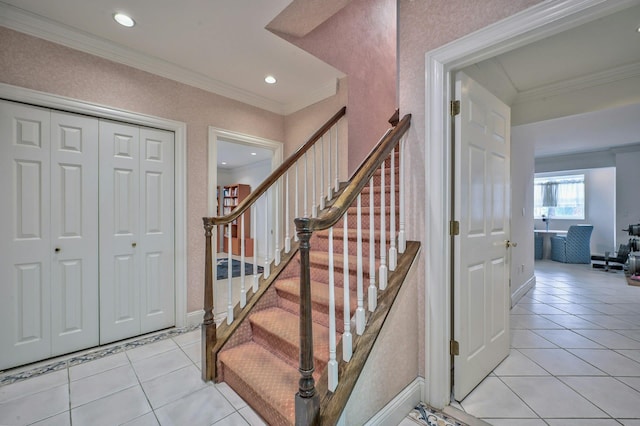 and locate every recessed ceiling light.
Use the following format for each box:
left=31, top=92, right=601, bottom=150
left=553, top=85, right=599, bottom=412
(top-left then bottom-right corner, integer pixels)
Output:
left=264, top=75, right=277, bottom=84
left=251, top=152, right=257, bottom=156
left=221, top=161, right=227, bottom=165
left=114, top=13, right=135, bottom=28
